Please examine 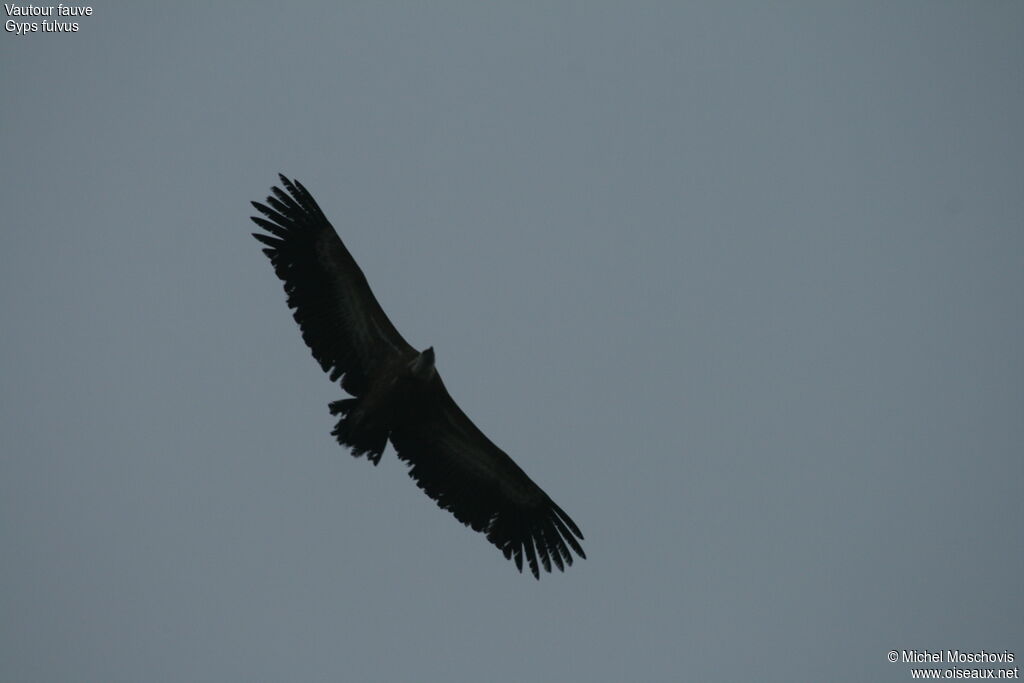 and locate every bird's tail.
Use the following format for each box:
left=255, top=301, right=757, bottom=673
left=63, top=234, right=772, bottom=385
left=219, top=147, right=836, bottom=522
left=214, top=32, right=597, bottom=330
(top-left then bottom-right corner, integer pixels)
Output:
left=329, top=398, right=388, bottom=465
